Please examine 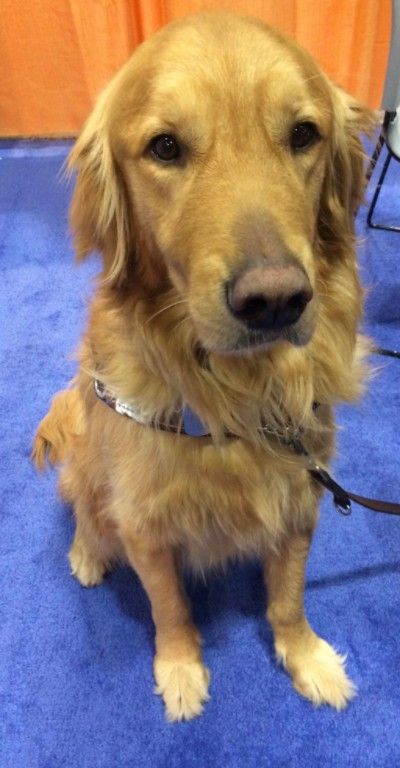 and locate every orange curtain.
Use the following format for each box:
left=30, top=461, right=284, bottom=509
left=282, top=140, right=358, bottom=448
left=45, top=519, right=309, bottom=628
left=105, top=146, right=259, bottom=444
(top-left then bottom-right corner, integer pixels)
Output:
left=0, top=0, right=390, bottom=137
